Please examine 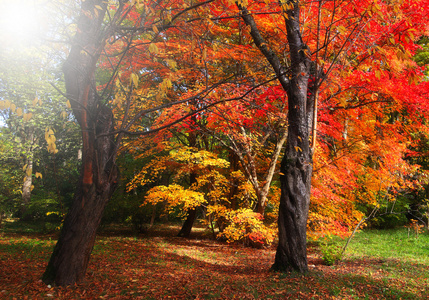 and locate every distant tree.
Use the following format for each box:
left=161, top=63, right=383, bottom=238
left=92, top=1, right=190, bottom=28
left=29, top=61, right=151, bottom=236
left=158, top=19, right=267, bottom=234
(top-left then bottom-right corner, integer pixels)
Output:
left=0, top=40, right=76, bottom=218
